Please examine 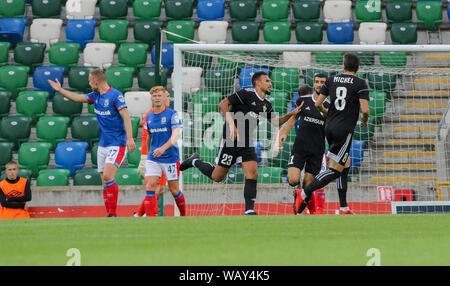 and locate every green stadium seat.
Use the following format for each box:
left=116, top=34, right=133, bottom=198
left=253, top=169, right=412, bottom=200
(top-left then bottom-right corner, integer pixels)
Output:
left=0, top=142, right=14, bottom=171
left=354, top=51, right=375, bottom=66
left=105, top=66, right=135, bottom=93
left=367, top=72, right=397, bottom=93
left=386, top=1, right=412, bottom=23
left=32, top=0, right=62, bottom=18
left=267, top=141, right=292, bottom=169
left=18, top=142, right=52, bottom=177
left=198, top=142, right=218, bottom=164
left=204, top=68, right=235, bottom=96
left=355, top=0, right=382, bottom=22
left=184, top=52, right=213, bottom=69
left=15, top=91, right=49, bottom=121
left=368, top=91, right=387, bottom=119
left=229, top=0, right=257, bottom=21
left=231, top=21, right=259, bottom=44
left=133, top=20, right=163, bottom=45
left=0, top=116, right=32, bottom=150
left=263, top=22, right=291, bottom=44
left=315, top=51, right=343, bottom=66
left=133, top=0, right=162, bottom=20
left=182, top=167, right=213, bottom=184
left=36, top=116, right=70, bottom=150
left=192, top=91, right=222, bottom=114
left=165, top=20, right=195, bottom=44
left=36, top=169, right=70, bottom=186
left=258, top=167, right=284, bottom=184
left=13, top=42, right=46, bottom=71
left=293, top=0, right=321, bottom=22
left=261, top=0, right=289, bottom=21
left=71, top=116, right=100, bottom=148
left=416, top=1, right=442, bottom=30
left=0, top=42, right=10, bottom=66
left=0, top=91, right=11, bottom=118
left=390, top=23, right=417, bottom=45
left=52, top=92, right=83, bottom=119
left=165, top=0, right=194, bottom=20
left=68, top=66, right=94, bottom=93
left=118, top=43, right=149, bottom=69
left=116, top=168, right=143, bottom=185
left=353, top=117, right=376, bottom=142
left=379, top=51, right=407, bottom=68
left=99, top=0, right=129, bottom=19
left=91, top=143, right=99, bottom=168
left=271, top=68, right=299, bottom=93
left=224, top=166, right=245, bottom=184
left=0, top=0, right=26, bottom=18
left=126, top=142, right=142, bottom=168
left=0, top=65, right=29, bottom=99
left=74, top=168, right=102, bottom=186
left=48, top=42, right=80, bottom=70
left=266, top=91, right=289, bottom=115
left=131, top=116, right=141, bottom=139
left=99, top=19, right=129, bottom=45
left=296, top=22, right=323, bottom=44
left=137, top=67, right=168, bottom=91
